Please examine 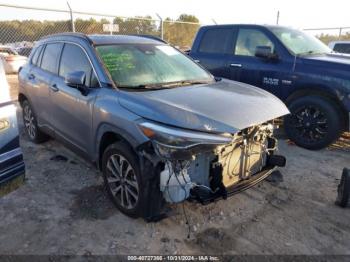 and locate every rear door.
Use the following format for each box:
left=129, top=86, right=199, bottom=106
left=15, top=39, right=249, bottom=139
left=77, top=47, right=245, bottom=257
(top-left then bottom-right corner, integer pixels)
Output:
left=49, top=42, right=100, bottom=154
left=25, top=43, right=63, bottom=127
left=190, top=27, right=234, bottom=79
